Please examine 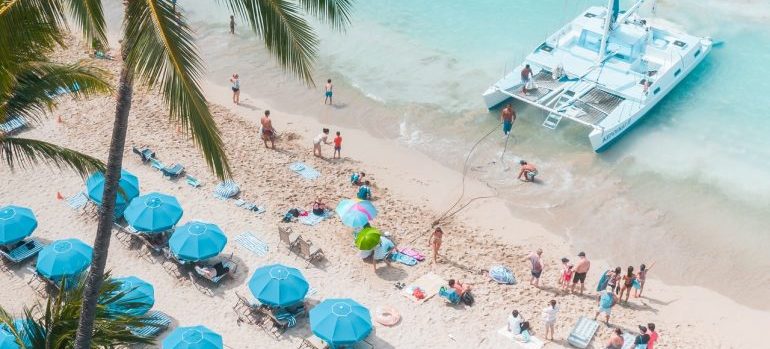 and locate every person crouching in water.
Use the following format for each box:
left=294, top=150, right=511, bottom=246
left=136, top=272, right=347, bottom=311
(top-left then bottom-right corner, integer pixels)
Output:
left=517, top=160, right=538, bottom=182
